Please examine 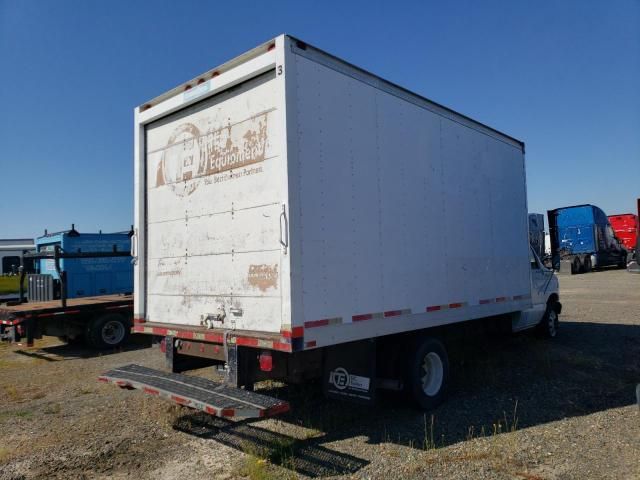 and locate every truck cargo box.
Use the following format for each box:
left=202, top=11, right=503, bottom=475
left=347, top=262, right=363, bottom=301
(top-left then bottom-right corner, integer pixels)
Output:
left=132, top=35, right=532, bottom=351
